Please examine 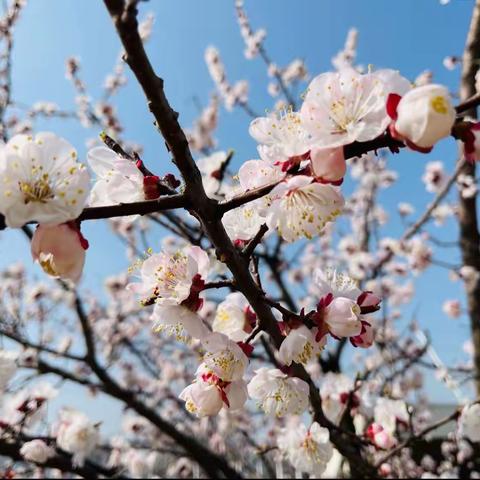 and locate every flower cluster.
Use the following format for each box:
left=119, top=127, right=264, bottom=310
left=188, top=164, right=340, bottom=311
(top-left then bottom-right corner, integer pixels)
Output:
left=128, top=245, right=211, bottom=340
left=0, top=133, right=90, bottom=284
left=277, top=270, right=380, bottom=368
left=227, top=69, right=409, bottom=243
left=180, top=332, right=249, bottom=417
left=2, top=12, right=479, bottom=478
